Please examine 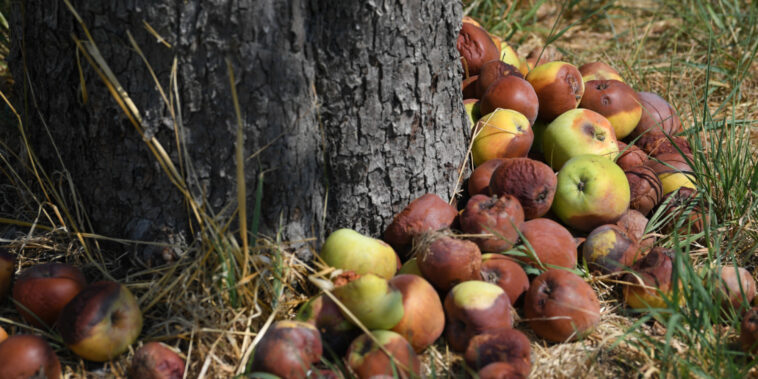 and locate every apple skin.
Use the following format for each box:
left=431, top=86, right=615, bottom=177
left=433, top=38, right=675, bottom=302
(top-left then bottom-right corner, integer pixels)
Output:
left=383, top=193, right=458, bottom=259
left=129, top=342, right=185, bottom=379
left=321, top=229, right=397, bottom=280
left=526, top=61, right=584, bottom=122
left=416, top=235, right=482, bottom=293
left=579, top=62, right=624, bottom=83
left=464, top=99, right=481, bottom=129
left=460, top=194, right=525, bottom=253
left=582, top=224, right=639, bottom=274
left=296, top=294, right=359, bottom=356
left=489, top=157, right=557, bottom=219
left=579, top=80, right=641, bottom=139
left=631, top=92, right=683, bottom=138
left=389, top=274, right=445, bottom=352
left=518, top=218, right=577, bottom=269
left=659, top=187, right=706, bottom=235
left=458, top=23, right=500, bottom=77
left=462, top=75, right=479, bottom=99
left=476, top=60, right=524, bottom=99
left=468, top=158, right=507, bottom=196
left=625, top=165, right=663, bottom=216
left=464, top=328, right=531, bottom=374
left=397, top=257, right=422, bottom=276
left=542, top=108, right=619, bottom=171
left=251, top=321, right=323, bottom=379
left=444, top=280, right=512, bottom=352
left=345, top=330, right=421, bottom=379
left=740, top=307, right=758, bottom=353
left=615, top=142, right=647, bottom=171
left=645, top=153, right=696, bottom=195
left=472, top=109, right=534, bottom=166
left=480, top=254, right=529, bottom=305
left=717, top=266, right=756, bottom=311
left=333, top=273, right=404, bottom=331
left=480, top=76, right=539, bottom=125
left=552, top=154, right=630, bottom=232
left=0, top=250, right=14, bottom=302
left=478, top=362, right=527, bottom=379
left=623, top=248, right=678, bottom=309
left=0, top=325, right=7, bottom=343
left=57, top=281, right=143, bottom=362
left=13, top=262, right=87, bottom=328
left=0, top=334, right=61, bottom=379
left=499, top=42, right=521, bottom=70
left=524, top=269, right=601, bottom=342
left=616, top=209, right=655, bottom=251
